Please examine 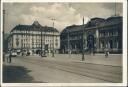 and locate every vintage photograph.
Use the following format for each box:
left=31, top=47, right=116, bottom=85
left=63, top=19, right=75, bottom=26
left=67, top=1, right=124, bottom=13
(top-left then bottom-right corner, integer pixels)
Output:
left=1, top=0, right=125, bottom=86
